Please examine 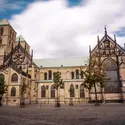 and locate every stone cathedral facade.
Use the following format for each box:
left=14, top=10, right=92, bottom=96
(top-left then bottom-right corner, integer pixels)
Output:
left=0, top=18, right=125, bottom=106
